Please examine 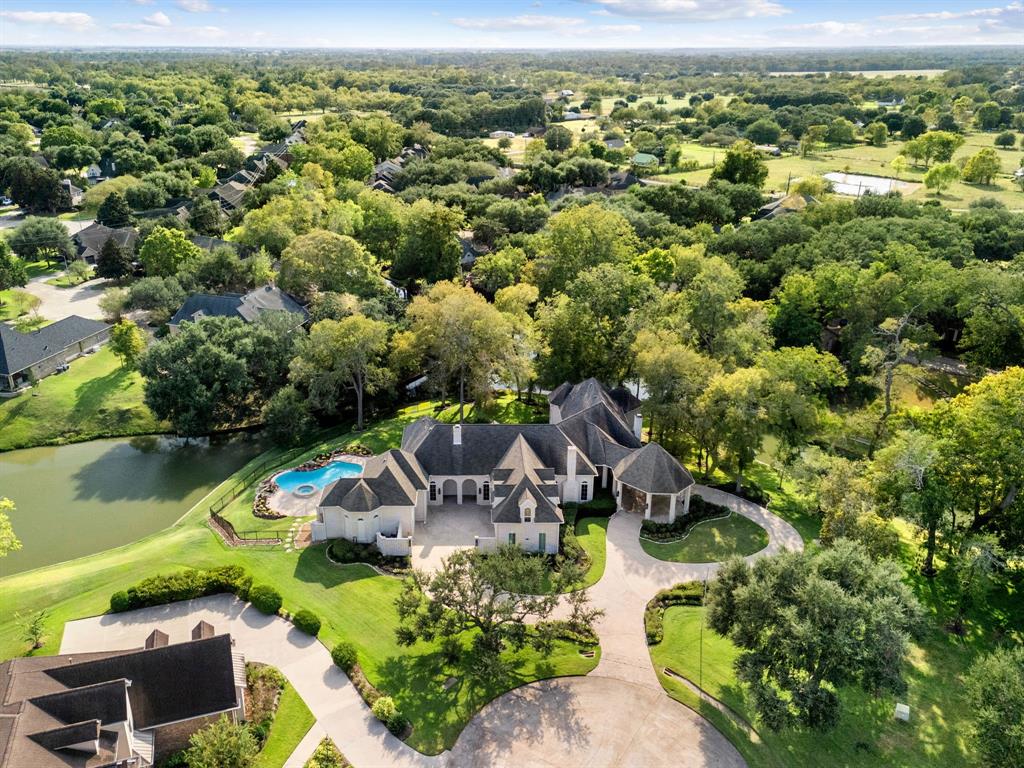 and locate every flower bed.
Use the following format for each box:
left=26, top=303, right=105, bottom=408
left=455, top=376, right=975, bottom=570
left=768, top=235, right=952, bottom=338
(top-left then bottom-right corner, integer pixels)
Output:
left=327, top=538, right=411, bottom=574
left=645, top=581, right=704, bottom=645
left=639, top=496, right=730, bottom=542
